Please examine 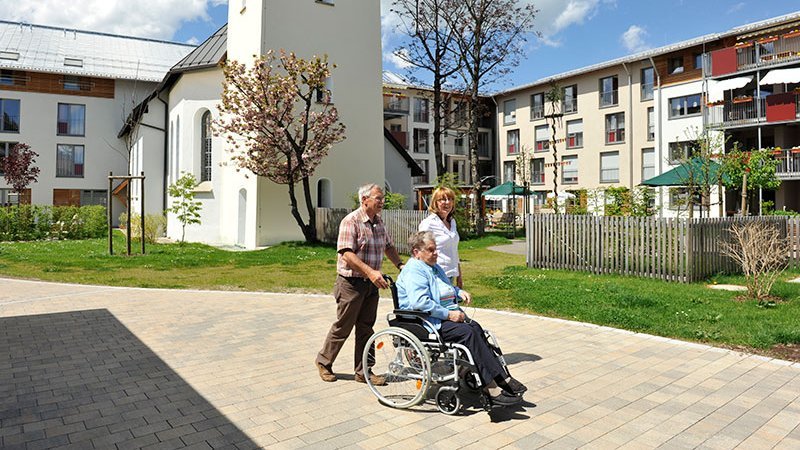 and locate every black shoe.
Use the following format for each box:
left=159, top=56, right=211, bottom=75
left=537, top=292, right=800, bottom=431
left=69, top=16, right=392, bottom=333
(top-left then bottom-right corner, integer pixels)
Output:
left=505, top=377, right=528, bottom=395
left=489, top=389, right=522, bottom=406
